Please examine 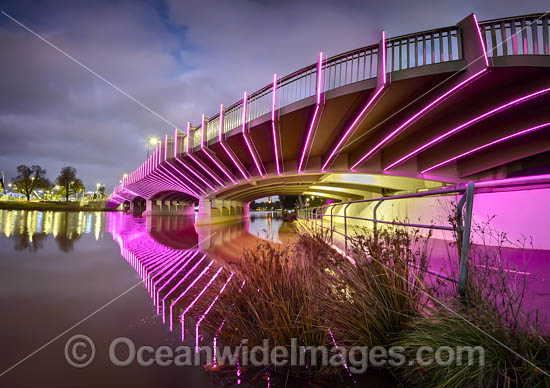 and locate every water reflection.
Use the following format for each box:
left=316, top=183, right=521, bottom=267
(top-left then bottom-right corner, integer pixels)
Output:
left=0, top=210, right=105, bottom=252
left=105, top=211, right=295, bottom=354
